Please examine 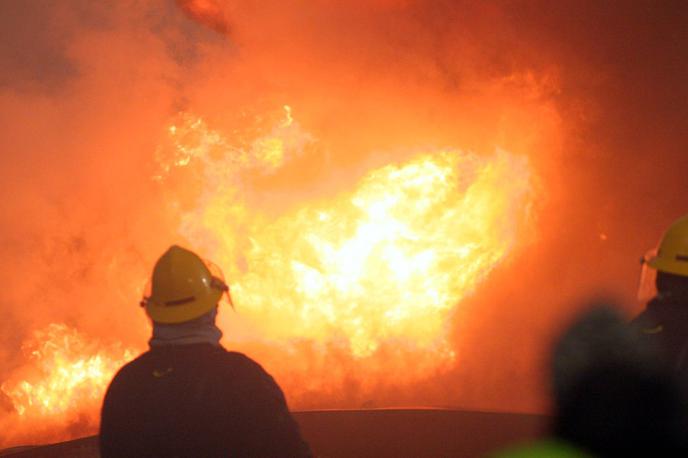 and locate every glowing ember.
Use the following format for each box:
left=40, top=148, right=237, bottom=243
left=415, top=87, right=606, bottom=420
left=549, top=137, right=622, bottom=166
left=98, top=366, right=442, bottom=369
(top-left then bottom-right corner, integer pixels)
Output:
left=1, top=324, right=135, bottom=419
